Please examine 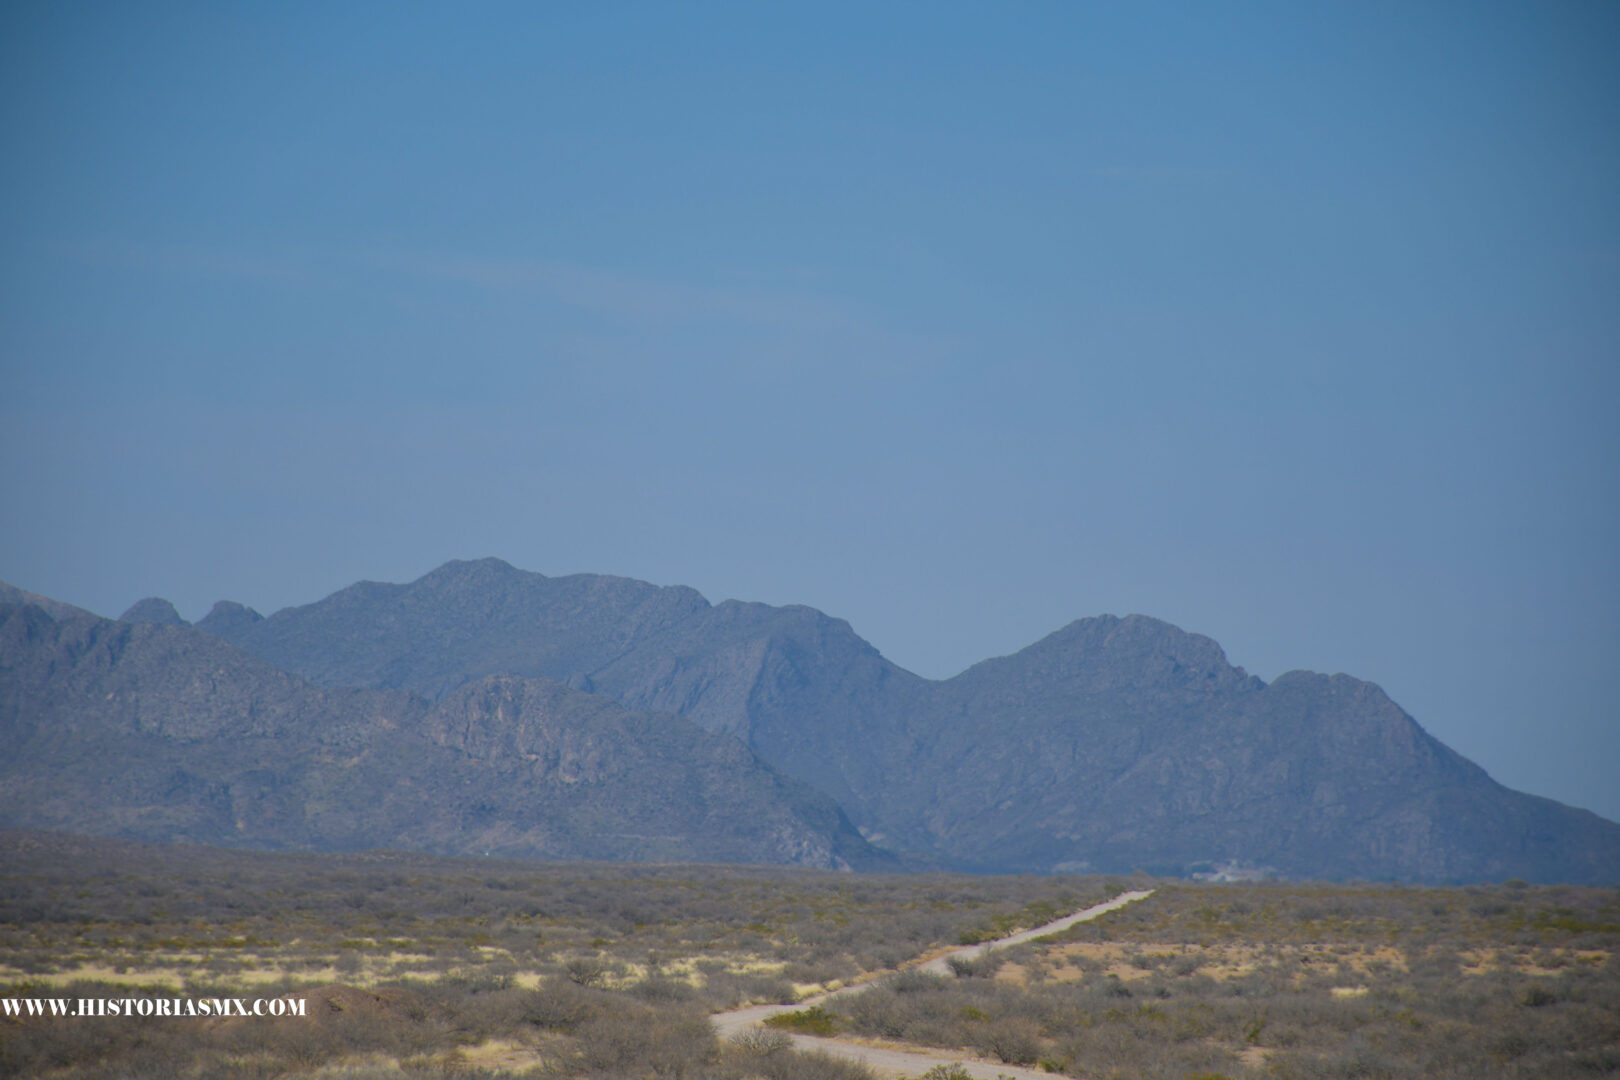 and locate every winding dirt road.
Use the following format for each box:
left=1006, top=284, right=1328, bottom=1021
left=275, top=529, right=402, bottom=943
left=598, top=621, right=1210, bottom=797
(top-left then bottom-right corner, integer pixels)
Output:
left=712, top=888, right=1155, bottom=1079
